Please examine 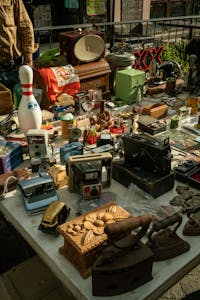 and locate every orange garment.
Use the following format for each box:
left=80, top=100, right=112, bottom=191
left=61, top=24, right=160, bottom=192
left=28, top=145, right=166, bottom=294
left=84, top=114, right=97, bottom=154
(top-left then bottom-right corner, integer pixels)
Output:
left=37, top=65, right=80, bottom=103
